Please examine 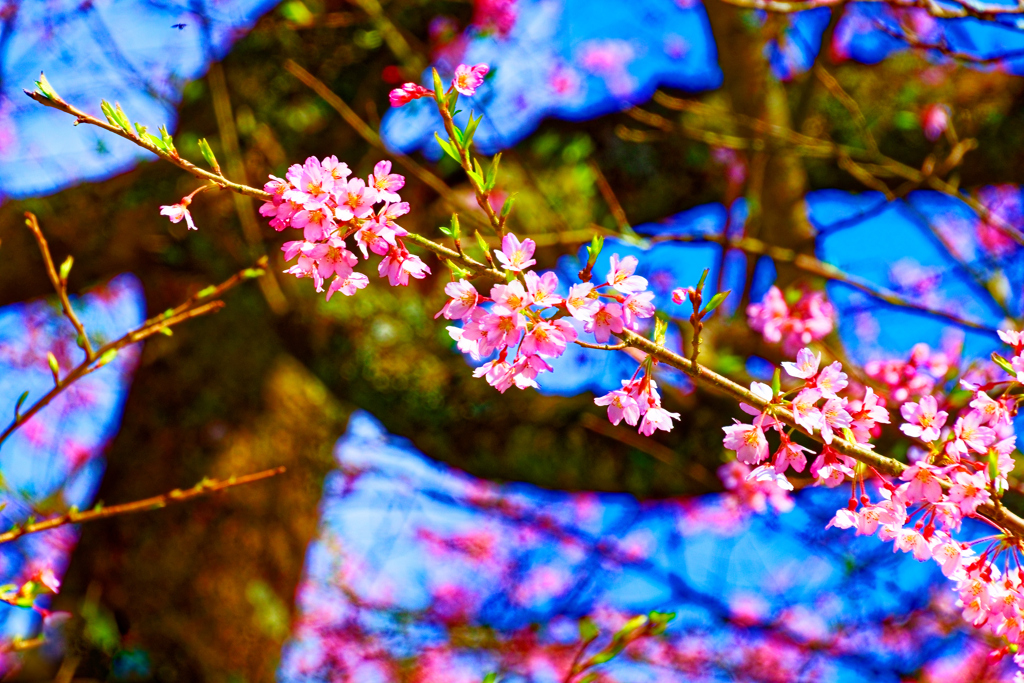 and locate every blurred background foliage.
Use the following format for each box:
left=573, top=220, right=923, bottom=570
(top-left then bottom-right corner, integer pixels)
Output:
left=2, top=0, right=1024, bottom=679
